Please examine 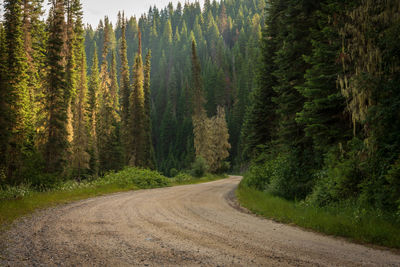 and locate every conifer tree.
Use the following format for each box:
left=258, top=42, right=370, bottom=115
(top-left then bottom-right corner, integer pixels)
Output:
left=71, top=47, right=90, bottom=178
left=44, top=0, right=69, bottom=174
left=143, top=50, right=156, bottom=169
left=21, top=0, right=47, bottom=151
left=128, top=29, right=146, bottom=167
left=87, top=44, right=100, bottom=175
left=191, top=40, right=208, bottom=161
left=0, top=24, right=8, bottom=180
left=71, top=0, right=90, bottom=178
left=296, top=0, right=350, bottom=160
left=120, top=14, right=131, bottom=164
left=240, top=0, right=280, bottom=160
left=3, top=0, right=32, bottom=180
left=97, top=18, right=122, bottom=173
